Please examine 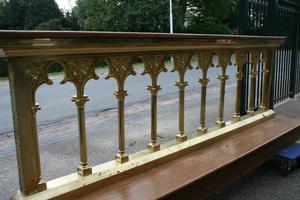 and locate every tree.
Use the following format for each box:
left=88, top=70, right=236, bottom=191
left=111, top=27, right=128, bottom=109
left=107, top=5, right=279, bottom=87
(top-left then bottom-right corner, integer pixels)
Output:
left=8, top=0, right=63, bottom=30
left=0, top=0, right=9, bottom=29
left=186, top=0, right=238, bottom=34
left=74, top=0, right=187, bottom=32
